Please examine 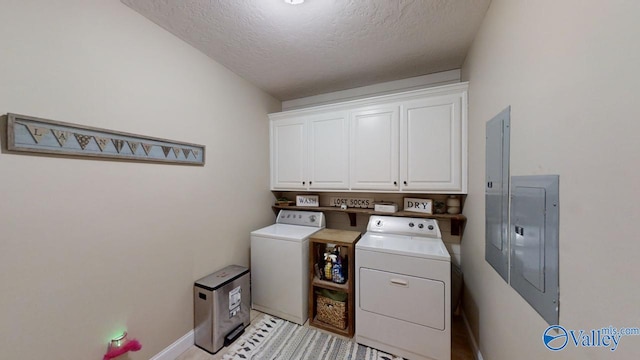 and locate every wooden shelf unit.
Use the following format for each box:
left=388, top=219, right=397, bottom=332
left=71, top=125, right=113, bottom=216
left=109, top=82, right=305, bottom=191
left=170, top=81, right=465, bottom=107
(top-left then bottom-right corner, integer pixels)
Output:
left=272, top=205, right=466, bottom=235
left=308, top=229, right=361, bottom=337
